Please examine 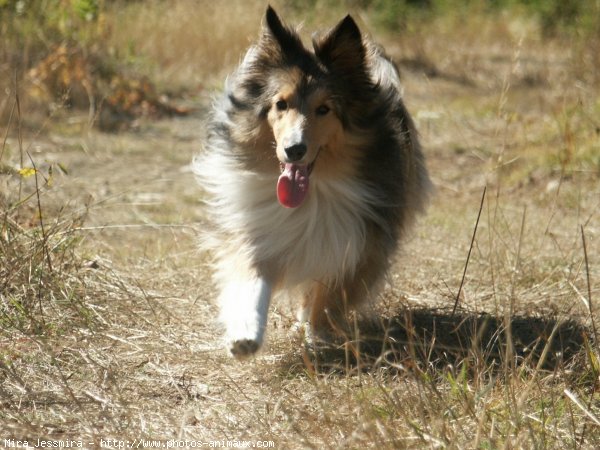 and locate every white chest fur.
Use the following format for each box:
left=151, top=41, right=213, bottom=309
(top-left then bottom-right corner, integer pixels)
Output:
left=250, top=175, right=376, bottom=286
left=195, top=150, right=380, bottom=287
